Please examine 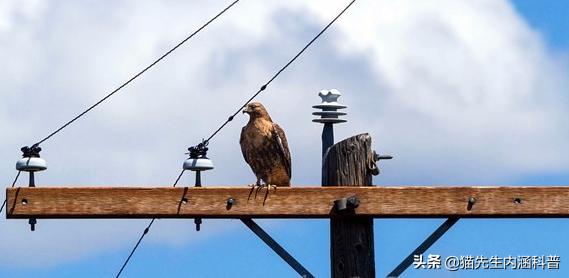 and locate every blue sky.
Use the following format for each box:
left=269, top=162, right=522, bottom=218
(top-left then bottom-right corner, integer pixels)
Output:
left=1, top=1, right=569, bottom=277
left=513, top=0, right=569, bottom=51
